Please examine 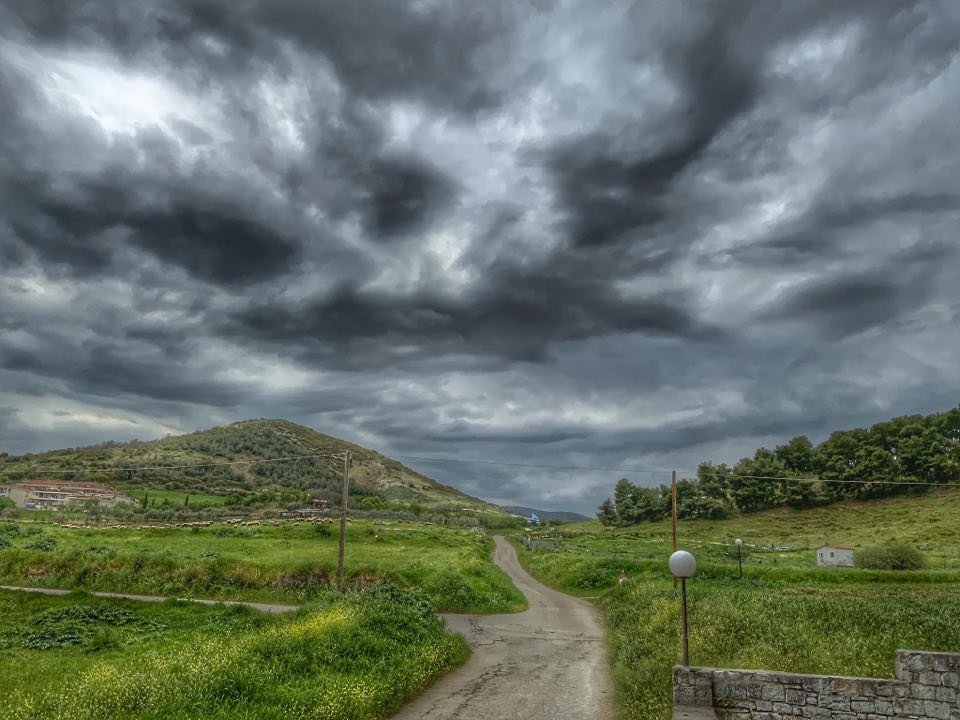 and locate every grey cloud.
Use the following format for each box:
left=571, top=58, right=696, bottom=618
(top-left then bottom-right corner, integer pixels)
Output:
left=3, top=0, right=524, bottom=115
left=1, top=0, right=960, bottom=514
left=9, top=172, right=302, bottom=285
left=364, top=156, right=460, bottom=240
